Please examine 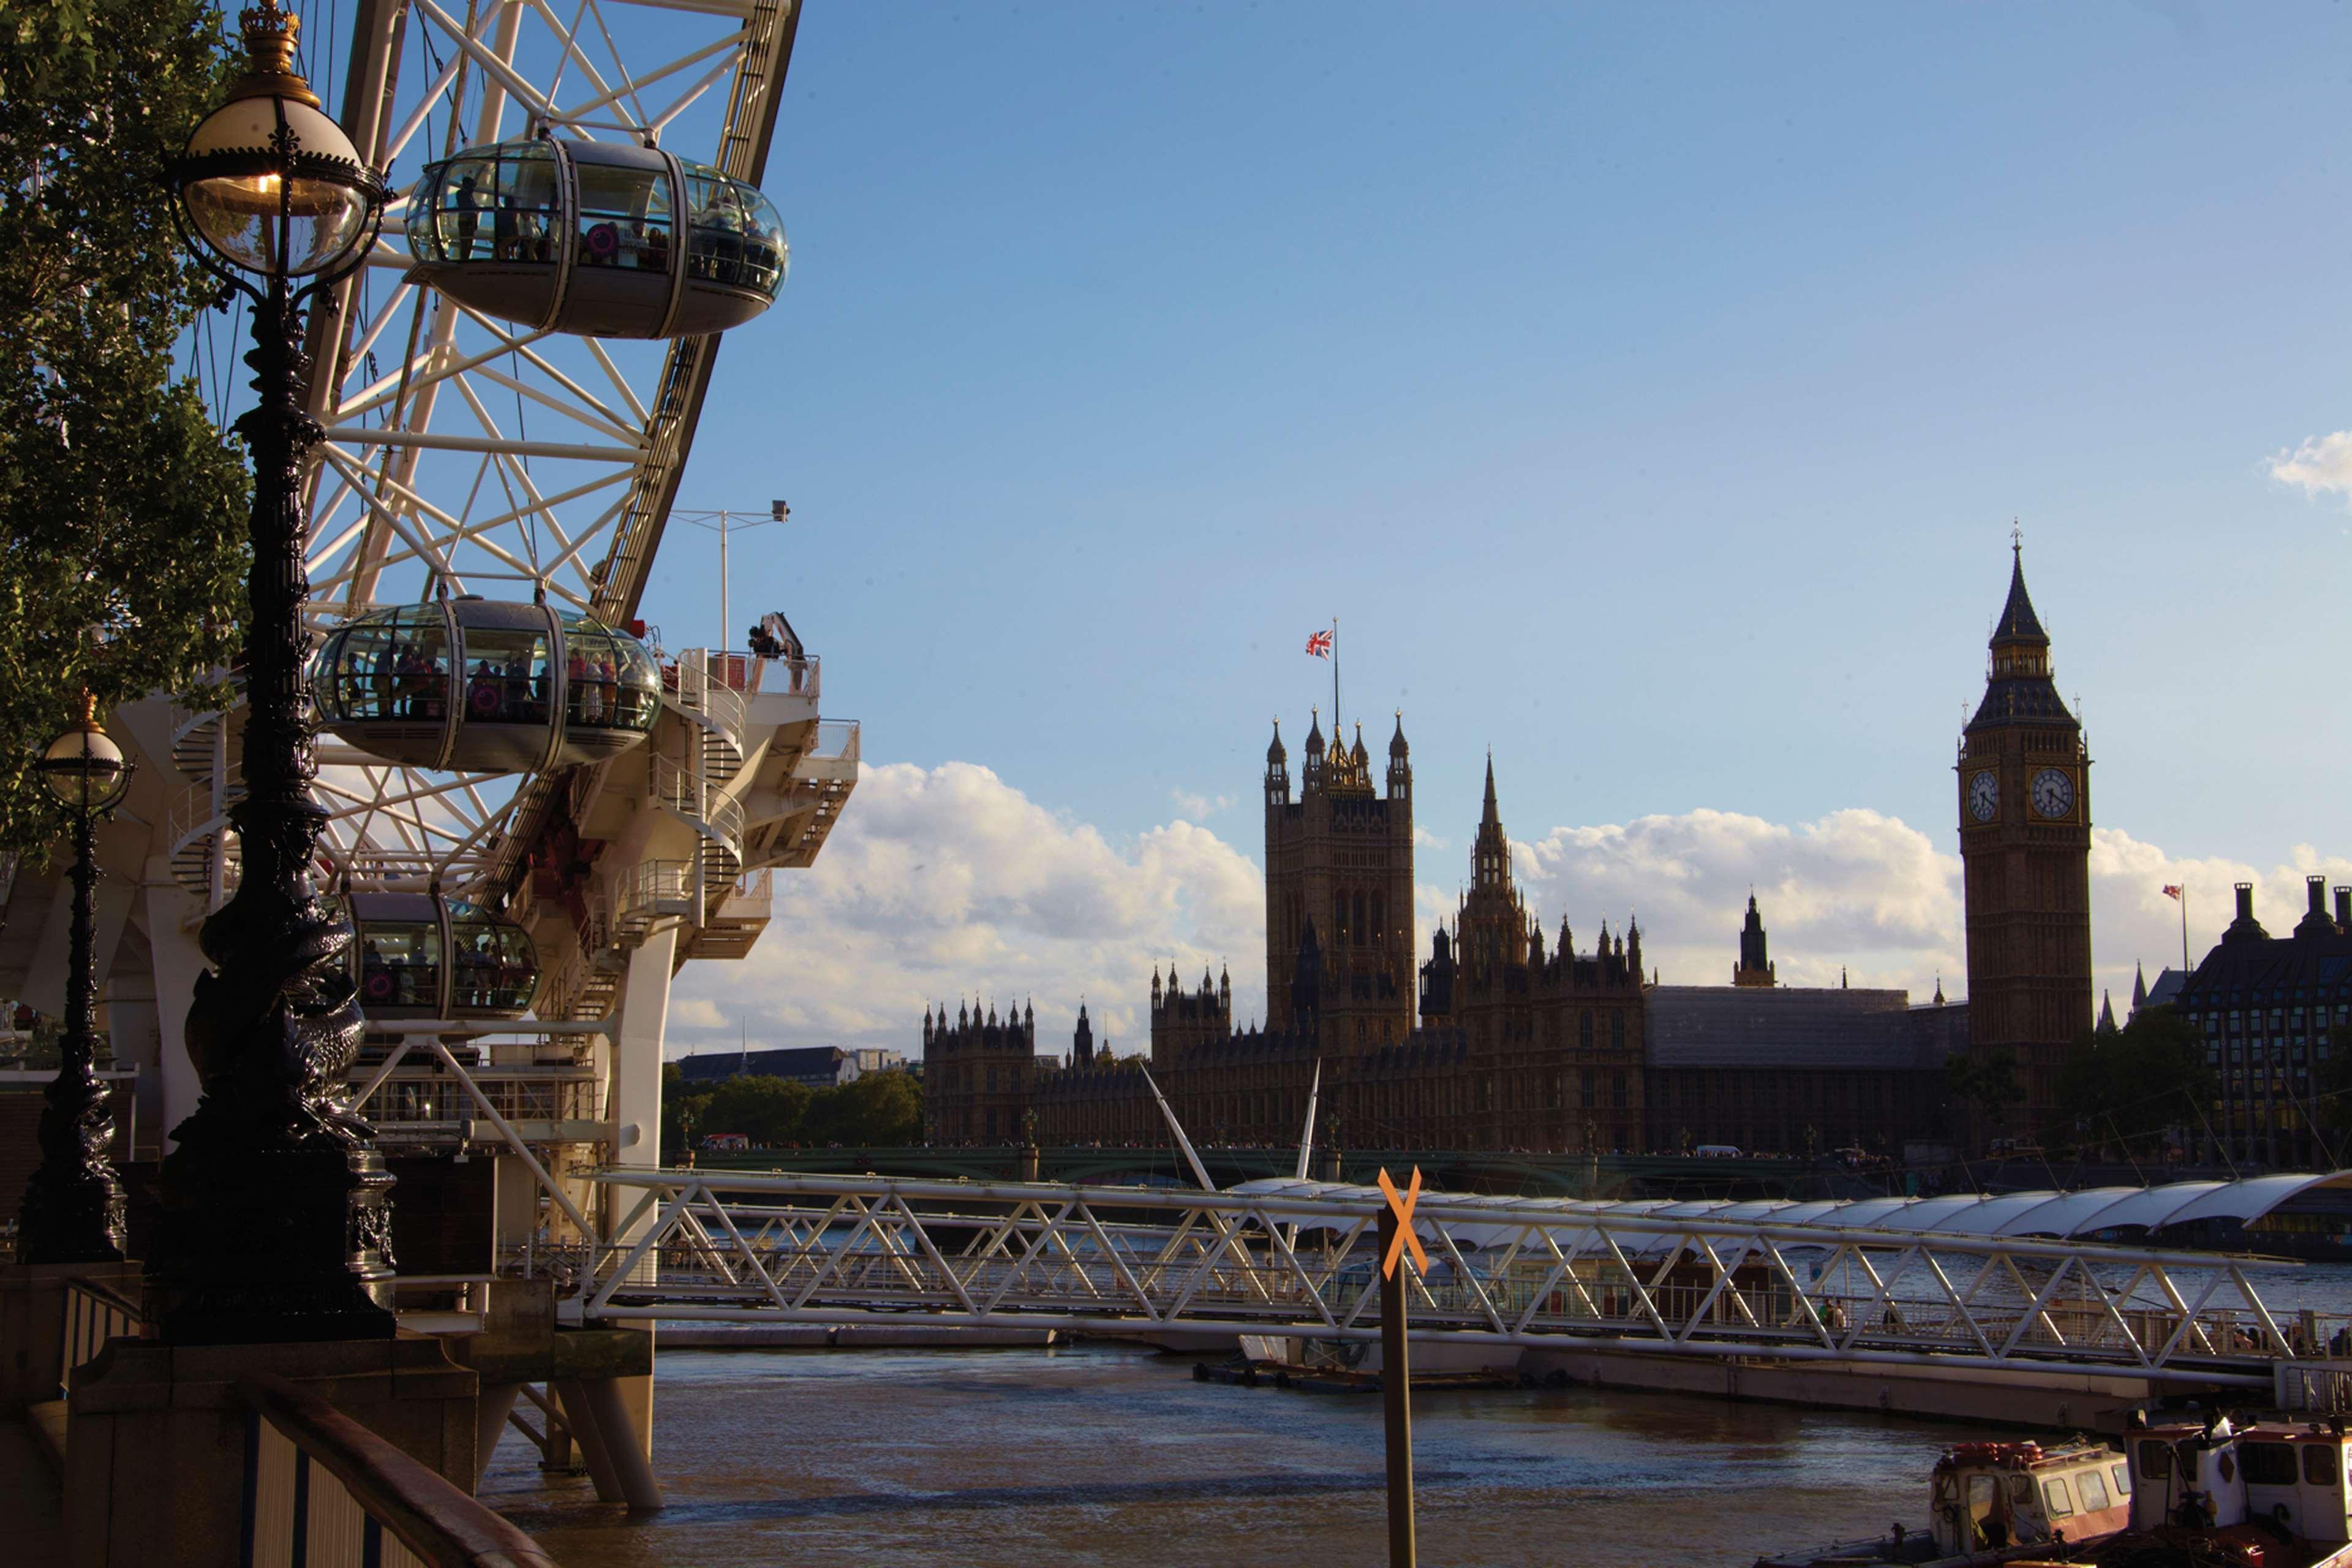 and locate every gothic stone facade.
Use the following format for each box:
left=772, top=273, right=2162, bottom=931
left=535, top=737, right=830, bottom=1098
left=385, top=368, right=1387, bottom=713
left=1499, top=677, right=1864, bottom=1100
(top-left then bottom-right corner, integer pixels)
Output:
left=933, top=724, right=1651, bottom=1153
left=920, top=1001, right=1040, bottom=1143
left=1958, top=547, right=2094, bottom=1138
left=921, top=543, right=2112, bottom=1157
